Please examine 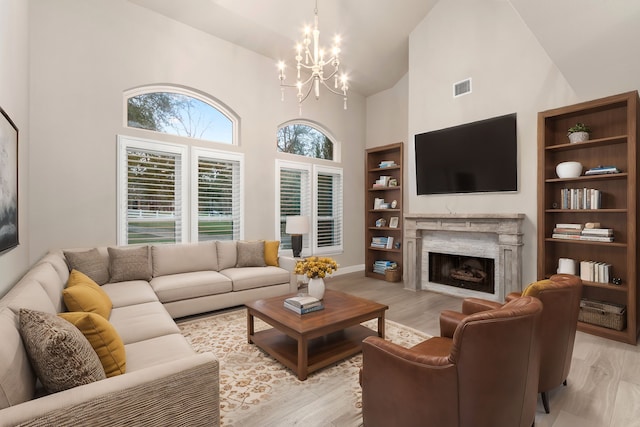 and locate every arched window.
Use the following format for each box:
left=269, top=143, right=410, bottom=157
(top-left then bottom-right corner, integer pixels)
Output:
left=124, top=86, right=237, bottom=145
left=277, top=122, right=336, bottom=161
